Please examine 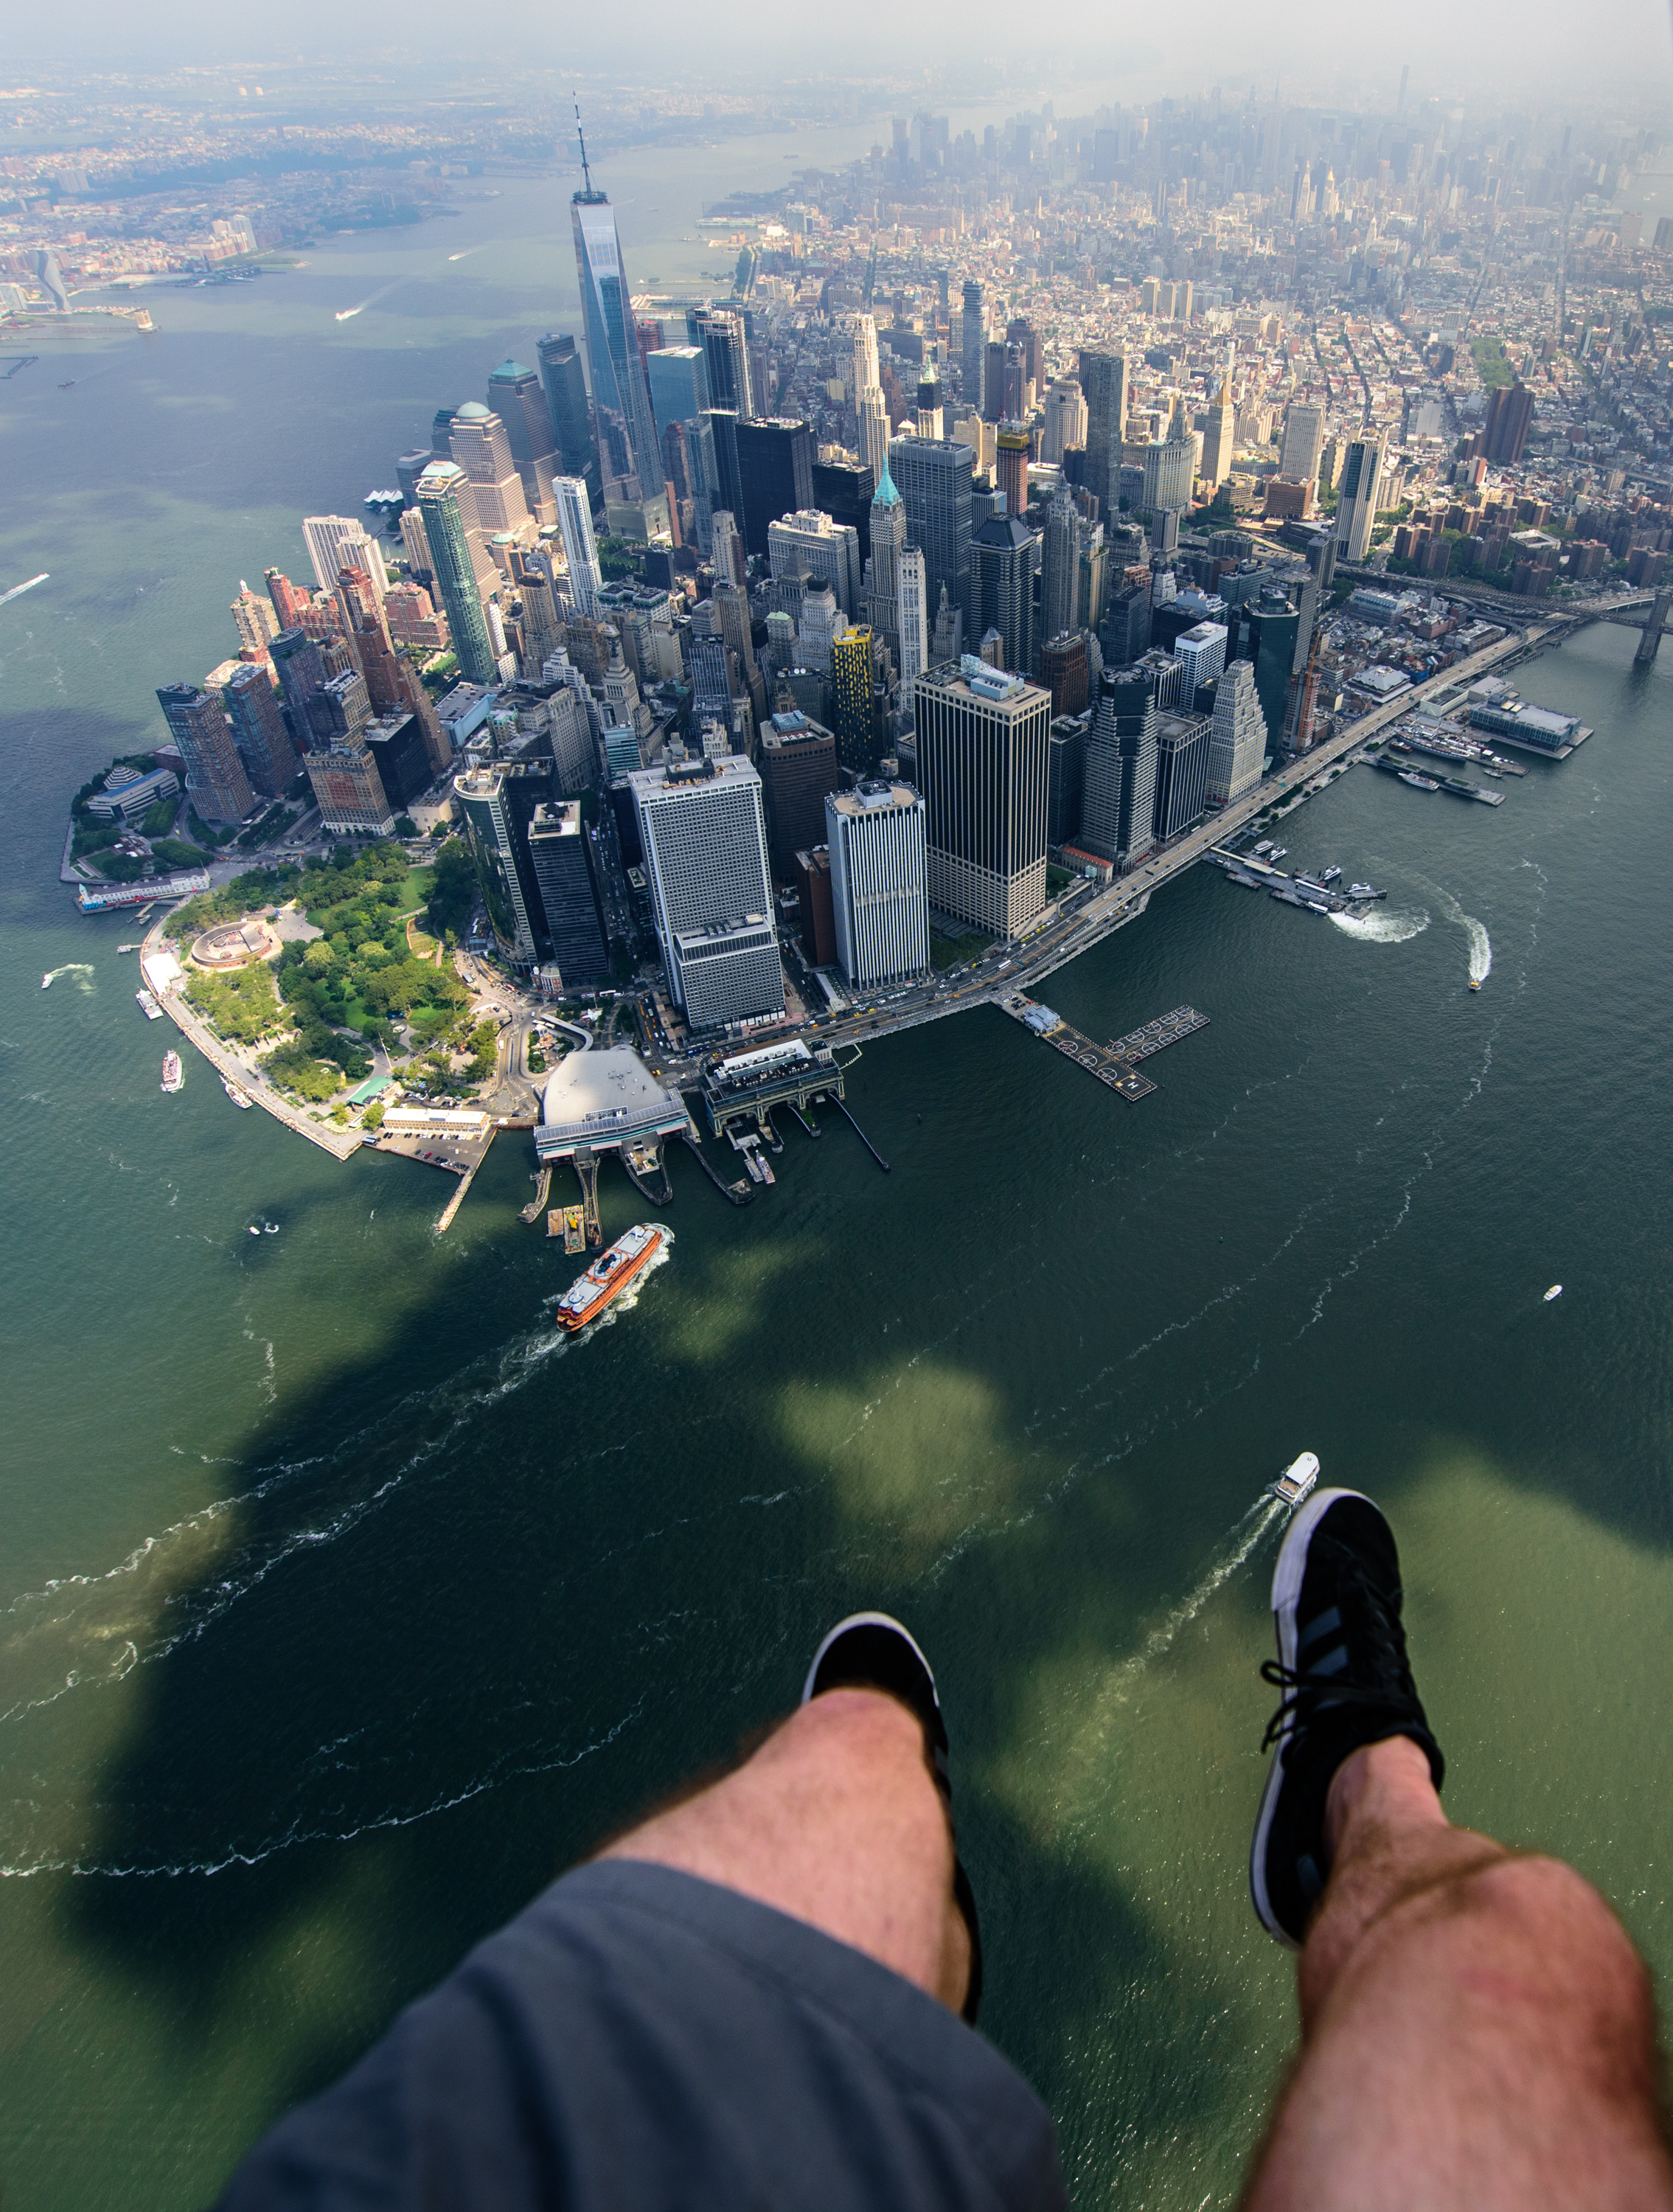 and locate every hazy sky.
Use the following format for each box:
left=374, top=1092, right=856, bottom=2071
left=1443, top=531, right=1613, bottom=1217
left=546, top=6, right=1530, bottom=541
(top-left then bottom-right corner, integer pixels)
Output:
left=11, top=0, right=1673, bottom=114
